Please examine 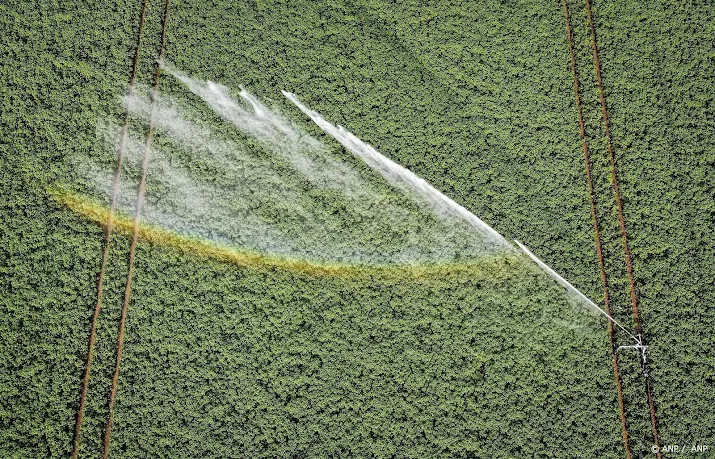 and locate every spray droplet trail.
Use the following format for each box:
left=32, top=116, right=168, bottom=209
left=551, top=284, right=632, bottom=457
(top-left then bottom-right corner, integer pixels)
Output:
left=515, top=239, right=640, bottom=344
left=282, top=91, right=514, bottom=251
